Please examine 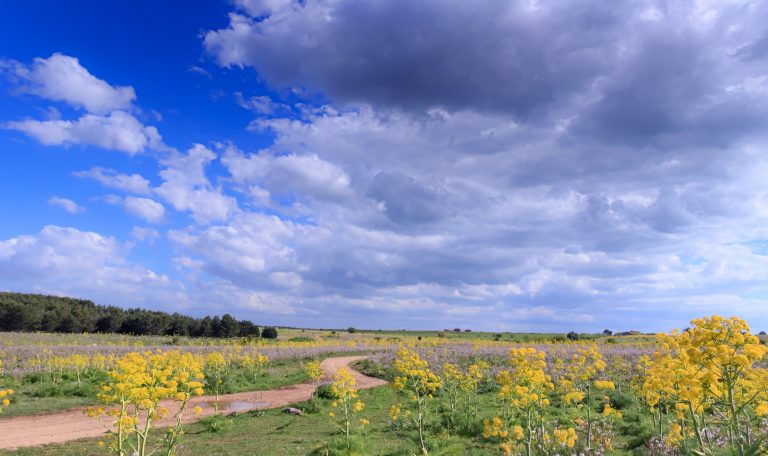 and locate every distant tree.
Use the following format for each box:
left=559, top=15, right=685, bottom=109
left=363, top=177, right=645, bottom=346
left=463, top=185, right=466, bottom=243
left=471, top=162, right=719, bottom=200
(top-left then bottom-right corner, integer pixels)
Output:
left=238, top=320, right=260, bottom=338
left=347, top=326, right=356, bottom=333
left=220, top=314, right=240, bottom=338
left=0, top=292, right=264, bottom=339
left=57, top=315, right=84, bottom=333
left=602, top=329, right=613, bottom=336
left=197, top=316, right=213, bottom=337
left=210, top=316, right=223, bottom=338
left=166, top=313, right=191, bottom=336
left=40, top=312, right=63, bottom=332
left=464, top=329, right=472, bottom=332
left=0, top=303, right=32, bottom=331
left=453, top=328, right=461, bottom=332
left=262, top=326, right=278, bottom=339
left=97, top=306, right=125, bottom=332
left=566, top=331, right=579, bottom=341
left=759, top=331, right=767, bottom=336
